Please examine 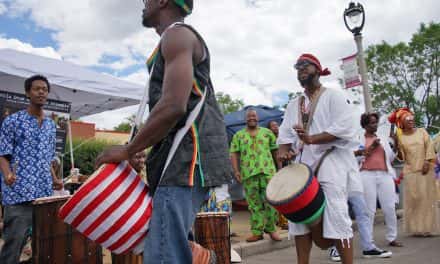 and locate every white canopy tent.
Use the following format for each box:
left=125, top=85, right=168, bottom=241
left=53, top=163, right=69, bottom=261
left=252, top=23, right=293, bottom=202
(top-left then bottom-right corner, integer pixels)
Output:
left=0, top=48, right=144, bottom=119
